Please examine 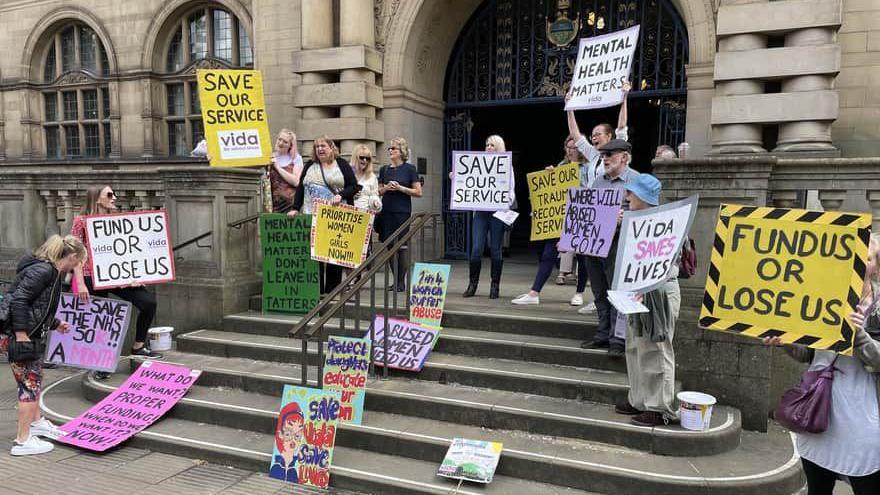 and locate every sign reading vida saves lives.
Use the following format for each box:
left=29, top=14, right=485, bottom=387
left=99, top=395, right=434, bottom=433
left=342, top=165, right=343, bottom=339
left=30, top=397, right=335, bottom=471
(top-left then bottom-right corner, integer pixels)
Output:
left=528, top=163, right=581, bottom=241
left=700, top=204, right=872, bottom=356
left=86, top=211, right=174, bottom=290
left=450, top=151, right=514, bottom=211
left=260, top=214, right=320, bottom=314
left=197, top=69, right=272, bottom=167
left=58, top=361, right=200, bottom=452
left=322, top=336, right=371, bottom=425
left=46, top=293, right=131, bottom=372
left=370, top=315, right=439, bottom=371
left=311, top=202, right=374, bottom=268
left=566, top=25, right=640, bottom=110
left=559, top=188, right=623, bottom=258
